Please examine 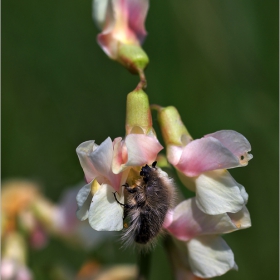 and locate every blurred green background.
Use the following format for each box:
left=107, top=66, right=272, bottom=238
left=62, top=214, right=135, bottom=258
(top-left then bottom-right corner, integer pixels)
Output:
left=2, top=0, right=278, bottom=279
